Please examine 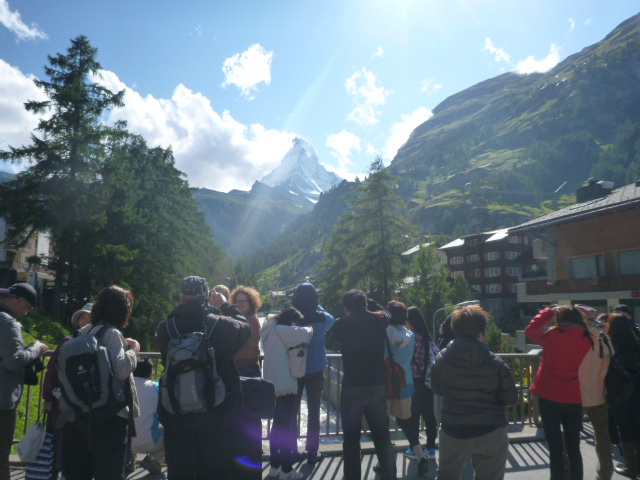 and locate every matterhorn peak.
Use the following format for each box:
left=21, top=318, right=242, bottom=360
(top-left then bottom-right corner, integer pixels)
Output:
left=261, top=137, right=342, bottom=205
